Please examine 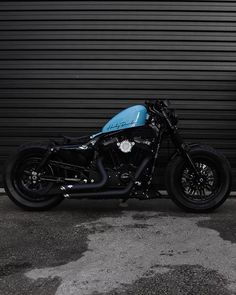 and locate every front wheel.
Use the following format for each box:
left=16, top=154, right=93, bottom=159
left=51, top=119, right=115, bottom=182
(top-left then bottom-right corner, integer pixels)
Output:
left=165, top=145, right=232, bottom=212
